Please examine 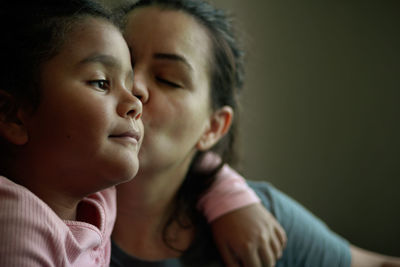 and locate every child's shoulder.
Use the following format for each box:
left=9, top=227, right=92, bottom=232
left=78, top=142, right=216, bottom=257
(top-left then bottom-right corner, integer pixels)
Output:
left=0, top=177, right=117, bottom=266
left=0, top=175, right=67, bottom=228
left=0, top=175, right=67, bottom=265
